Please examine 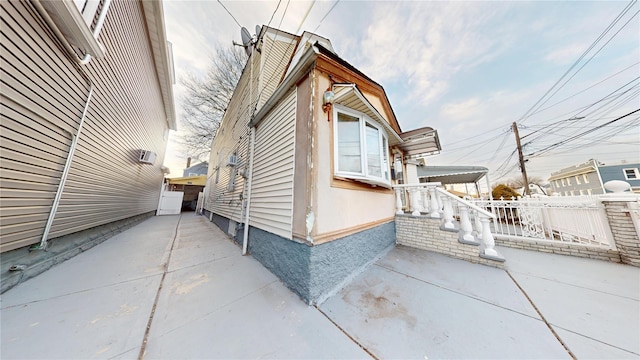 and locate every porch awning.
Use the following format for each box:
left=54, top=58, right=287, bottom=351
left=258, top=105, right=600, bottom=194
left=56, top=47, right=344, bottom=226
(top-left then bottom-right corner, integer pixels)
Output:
left=167, top=175, right=206, bottom=186
left=417, top=165, right=488, bottom=184
left=399, top=127, right=441, bottom=158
